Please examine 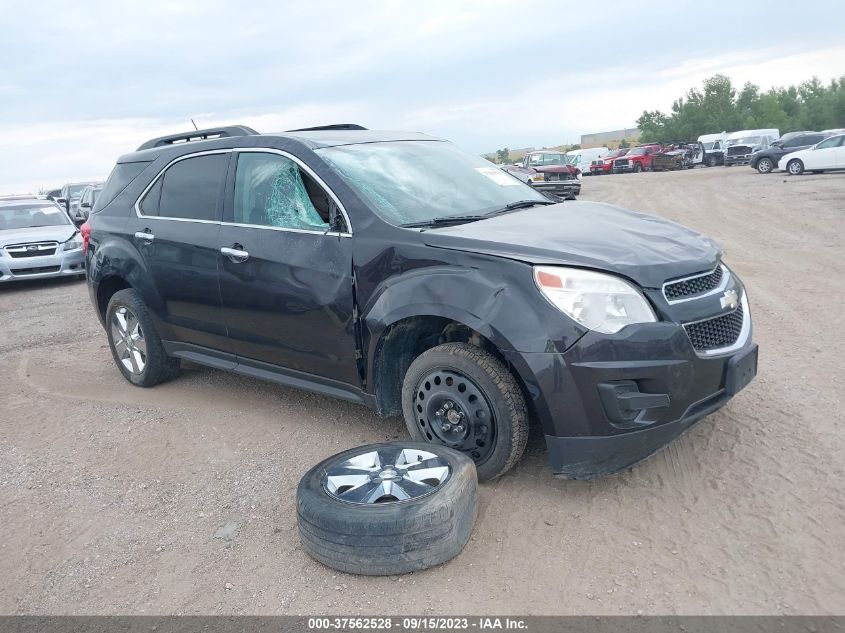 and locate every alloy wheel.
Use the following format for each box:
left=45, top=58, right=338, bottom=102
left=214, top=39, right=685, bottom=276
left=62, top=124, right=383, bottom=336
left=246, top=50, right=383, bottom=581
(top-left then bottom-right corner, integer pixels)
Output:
left=322, top=446, right=450, bottom=504
left=758, top=158, right=773, bottom=173
left=110, top=306, right=147, bottom=375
